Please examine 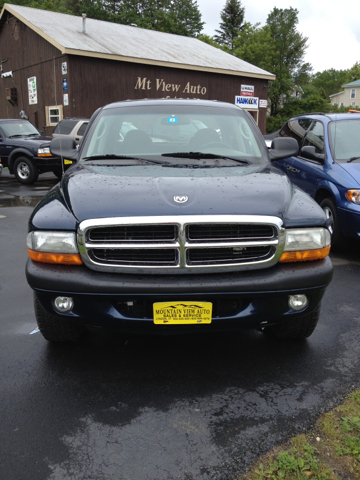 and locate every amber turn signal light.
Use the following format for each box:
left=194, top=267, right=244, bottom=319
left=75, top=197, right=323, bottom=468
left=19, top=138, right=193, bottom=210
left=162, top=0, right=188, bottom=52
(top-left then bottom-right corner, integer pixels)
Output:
left=27, top=249, right=83, bottom=265
left=279, top=246, right=331, bottom=263
left=346, top=190, right=360, bottom=204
